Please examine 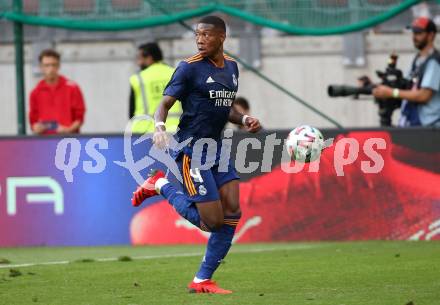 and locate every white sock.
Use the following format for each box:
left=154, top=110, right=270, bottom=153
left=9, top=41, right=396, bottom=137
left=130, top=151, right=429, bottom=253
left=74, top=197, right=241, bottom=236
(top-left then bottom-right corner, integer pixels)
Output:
left=155, top=178, right=169, bottom=193
left=193, top=276, right=208, bottom=283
